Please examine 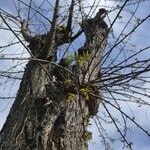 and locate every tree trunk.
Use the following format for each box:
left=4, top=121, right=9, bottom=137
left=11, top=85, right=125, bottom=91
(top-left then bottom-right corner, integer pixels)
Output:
left=0, top=13, right=108, bottom=150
